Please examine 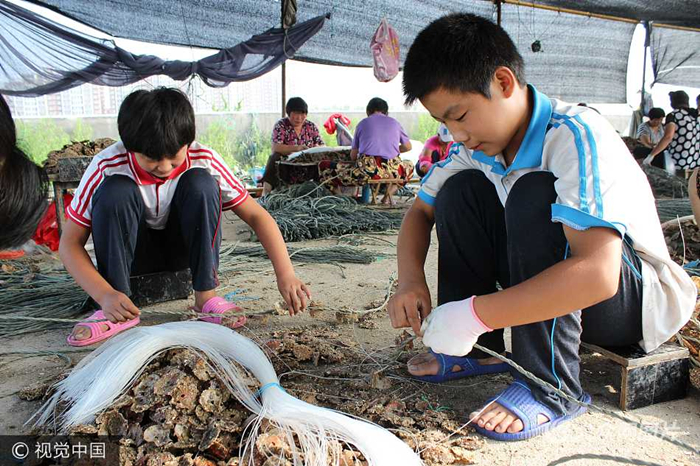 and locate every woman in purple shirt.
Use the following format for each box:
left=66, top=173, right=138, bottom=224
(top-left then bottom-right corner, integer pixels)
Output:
left=351, top=98, right=413, bottom=204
